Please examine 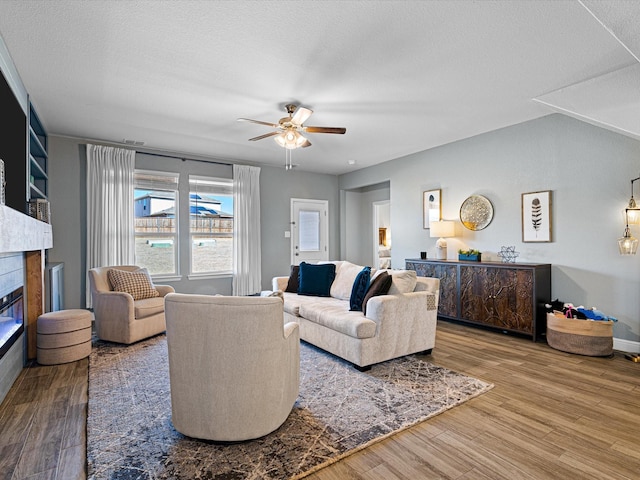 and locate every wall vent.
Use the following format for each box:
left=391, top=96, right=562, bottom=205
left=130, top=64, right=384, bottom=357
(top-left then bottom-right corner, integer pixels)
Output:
left=122, top=139, right=145, bottom=146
